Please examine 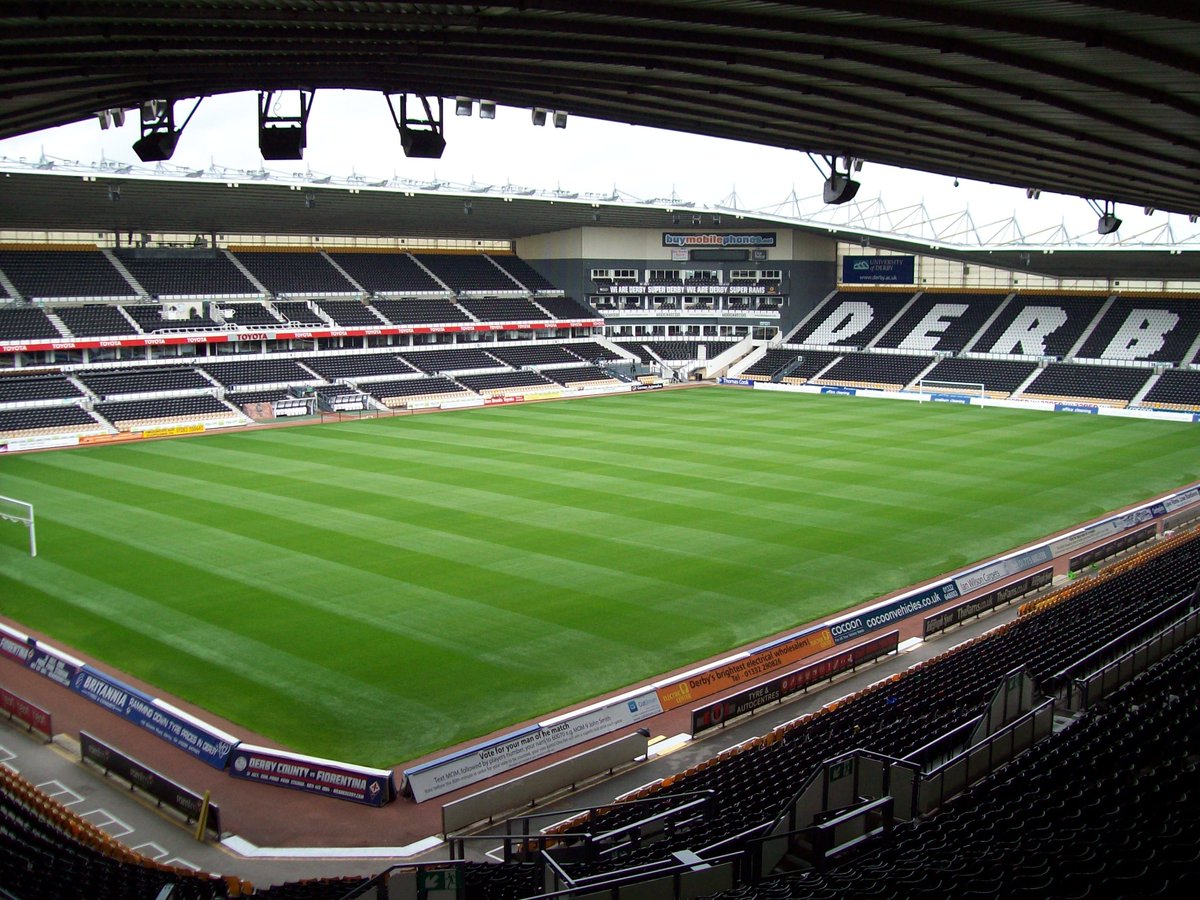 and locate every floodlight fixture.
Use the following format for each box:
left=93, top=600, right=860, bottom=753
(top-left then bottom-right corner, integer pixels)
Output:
left=258, top=90, right=313, bottom=160
left=96, top=109, right=125, bottom=130
left=131, top=98, right=201, bottom=162
left=479, top=100, right=497, bottom=119
left=1026, top=188, right=1041, bottom=200
left=553, top=110, right=568, bottom=129
left=809, top=152, right=861, bottom=205
left=386, top=94, right=446, bottom=158
left=455, top=97, right=474, bottom=117
left=531, top=107, right=548, bottom=127
left=1089, top=199, right=1122, bottom=235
